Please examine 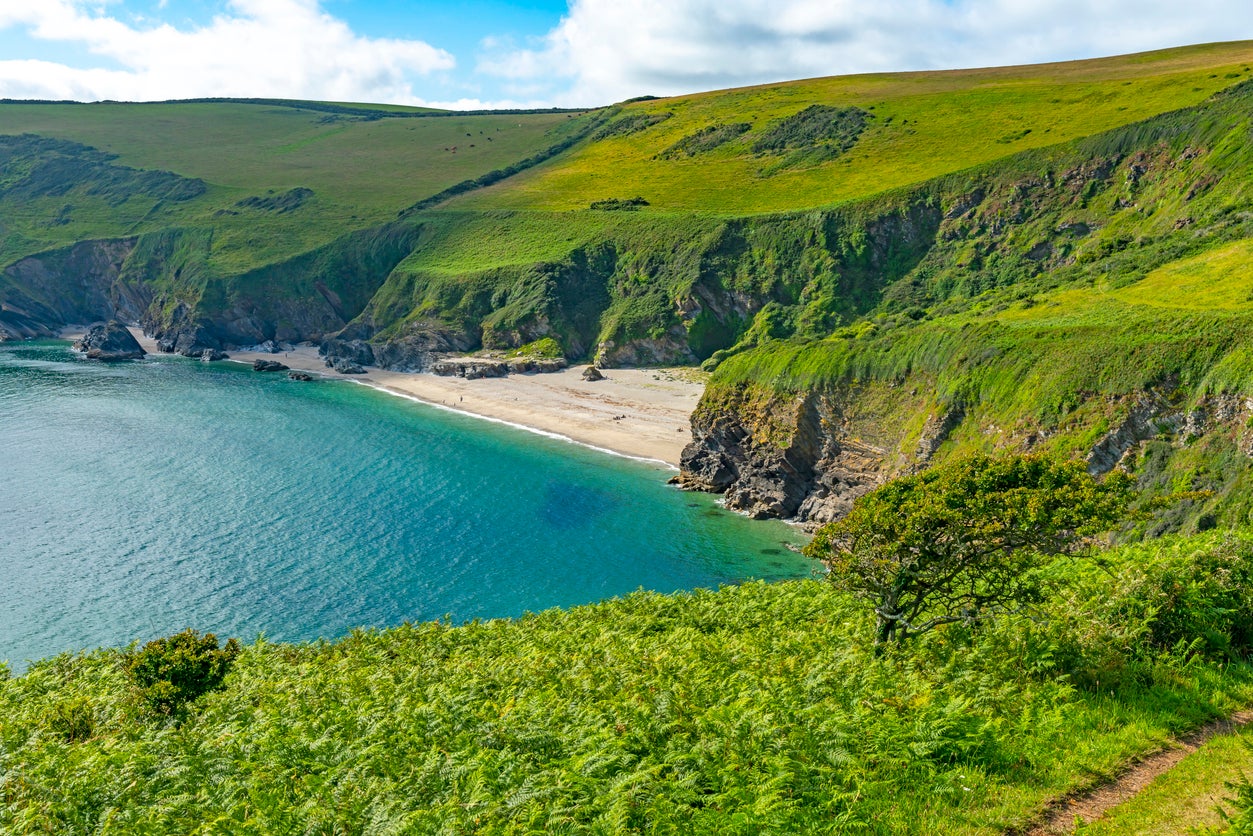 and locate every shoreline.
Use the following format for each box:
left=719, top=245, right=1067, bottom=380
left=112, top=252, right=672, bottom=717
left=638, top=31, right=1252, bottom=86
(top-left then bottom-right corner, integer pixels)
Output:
left=122, top=330, right=704, bottom=468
